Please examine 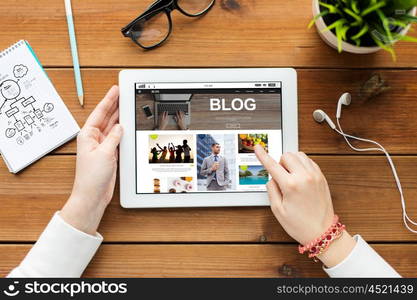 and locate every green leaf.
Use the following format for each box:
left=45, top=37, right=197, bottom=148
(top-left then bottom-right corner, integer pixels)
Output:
left=319, top=1, right=341, bottom=14
left=387, top=19, right=408, bottom=28
left=335, top=26, right=344, bottom=52
left=340, top=25, right=350, bottom=41
left=396, top=34, right=417, bottom=42
left=321, top=19, right=347, bottom=33
left=376, top=9, right=394, bottom=43
left=362, top=2, right=387, bottom=17
left=308, top=10, right=330, bottom=28
left=334, top=22, right=350, bottom=52
left=344, top=8, right=363, bottom=23
left=351, top=24, right=369, bottom=40
left=351, top=1, right=360, bottom=14
left=384, top=0, right=417, bottom=14
left=397, top=15, right=417, bottom=23
left=371, top=31, right=397, bottom=61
